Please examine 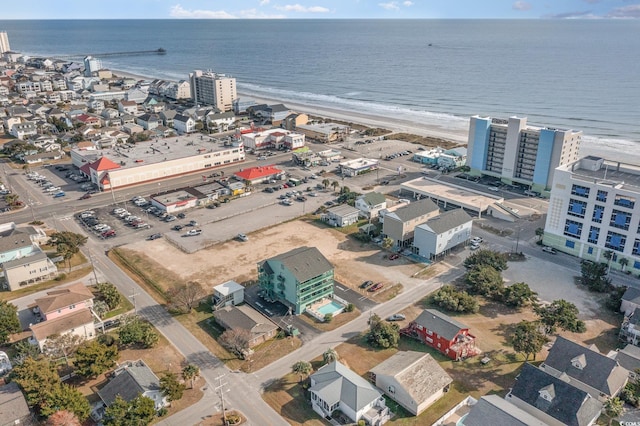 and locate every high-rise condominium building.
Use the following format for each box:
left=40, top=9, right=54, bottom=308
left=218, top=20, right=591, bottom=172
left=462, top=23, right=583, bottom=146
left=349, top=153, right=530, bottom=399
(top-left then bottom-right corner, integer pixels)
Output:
left=543, top=156, right=640, bottom=273
left=466, top=116, right=582, bottom=194
left=189, top=70, right=236, bottom=112
left=83, top=56, right=102, bottom=77
left=0, top=32, right=10, bottom=54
